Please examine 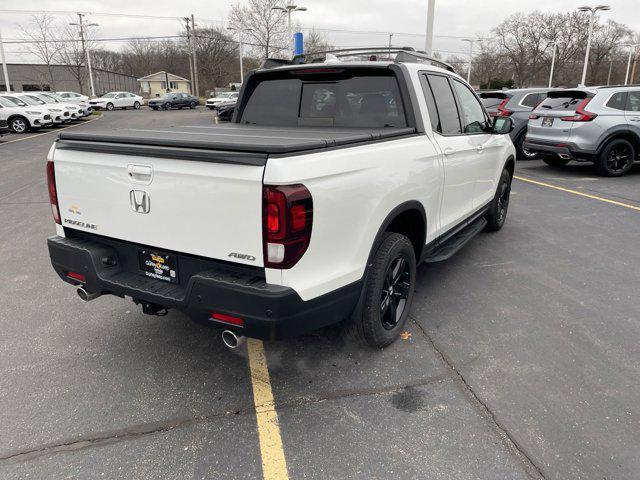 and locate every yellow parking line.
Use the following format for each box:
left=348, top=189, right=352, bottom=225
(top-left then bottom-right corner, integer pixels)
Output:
left=247, top=338, right=289, bottom=480
left=0, top=115, right=102, bottom=146
left=514, top=175, right=640, bottom=212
